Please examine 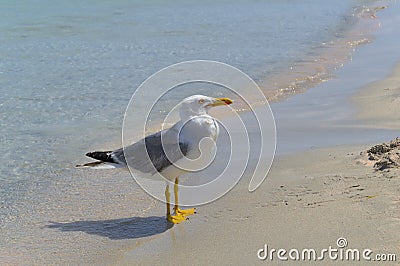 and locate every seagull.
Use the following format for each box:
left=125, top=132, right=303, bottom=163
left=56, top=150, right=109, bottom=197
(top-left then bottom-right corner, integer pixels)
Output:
left=80, top=95, right=233, bottom=224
